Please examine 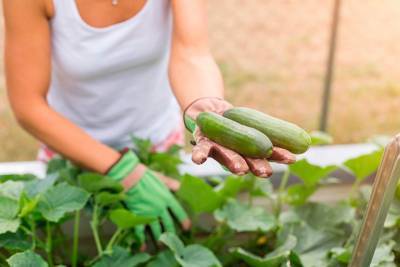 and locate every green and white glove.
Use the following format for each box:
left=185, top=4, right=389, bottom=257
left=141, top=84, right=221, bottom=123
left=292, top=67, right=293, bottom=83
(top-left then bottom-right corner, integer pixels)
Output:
left=108, top=150, right=189, bottom=244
